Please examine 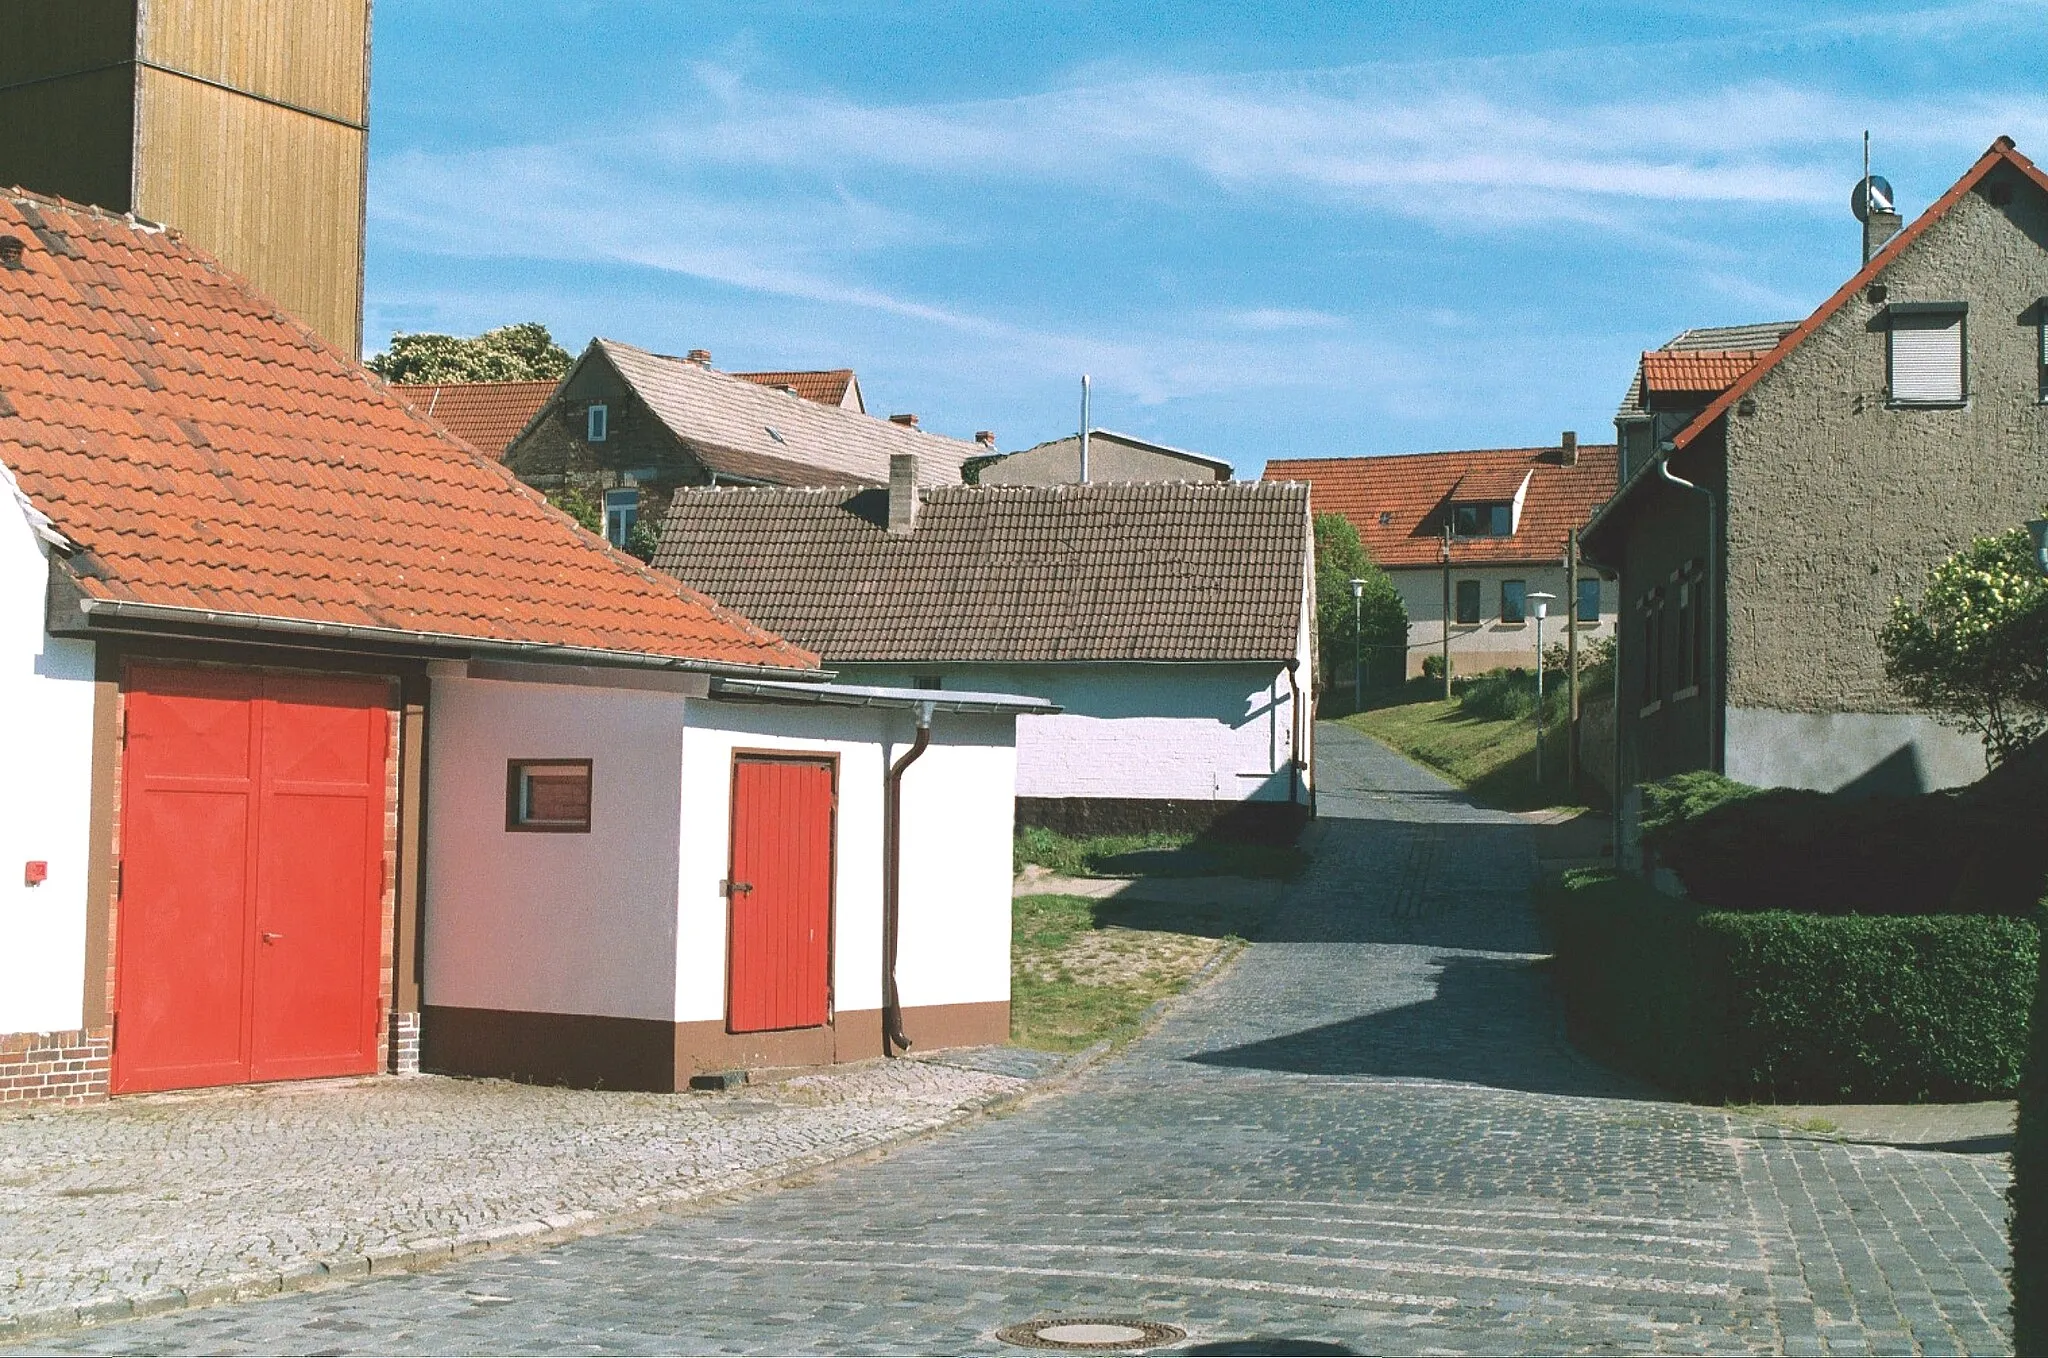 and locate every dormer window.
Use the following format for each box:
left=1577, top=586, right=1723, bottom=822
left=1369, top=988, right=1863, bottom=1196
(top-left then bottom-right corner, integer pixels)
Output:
left=1453, top=502, right=1514, bottom=537
left=587, top=403, right=609, bottom=442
